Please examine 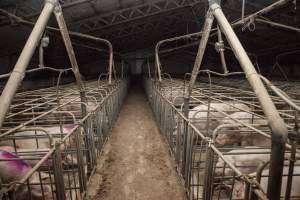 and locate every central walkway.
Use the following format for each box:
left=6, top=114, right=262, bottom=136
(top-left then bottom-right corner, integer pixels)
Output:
left=86, top=84, right=185, bottom=200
